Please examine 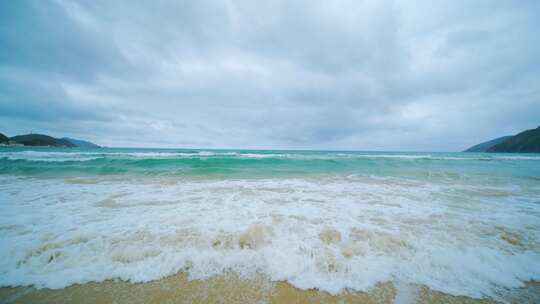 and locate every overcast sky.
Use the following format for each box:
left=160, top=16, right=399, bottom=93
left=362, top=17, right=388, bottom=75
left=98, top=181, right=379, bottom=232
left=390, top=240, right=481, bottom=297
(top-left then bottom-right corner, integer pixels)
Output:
left=1, top=0, right=539, bottom=151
